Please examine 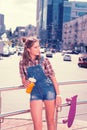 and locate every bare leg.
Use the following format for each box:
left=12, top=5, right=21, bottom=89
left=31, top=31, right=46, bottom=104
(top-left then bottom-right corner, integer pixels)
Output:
left=44, top=100, right=56, bottom=130
left=30, top=100, right=43, bottom=130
